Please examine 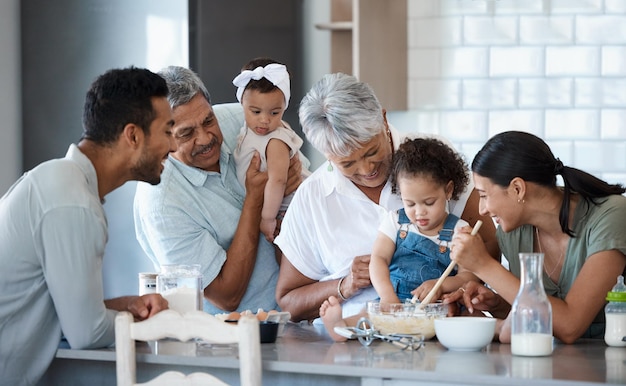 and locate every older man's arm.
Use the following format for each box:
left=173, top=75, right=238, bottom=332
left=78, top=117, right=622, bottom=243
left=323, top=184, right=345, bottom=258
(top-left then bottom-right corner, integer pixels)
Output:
left=204, top=153, right=267, bottom=310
